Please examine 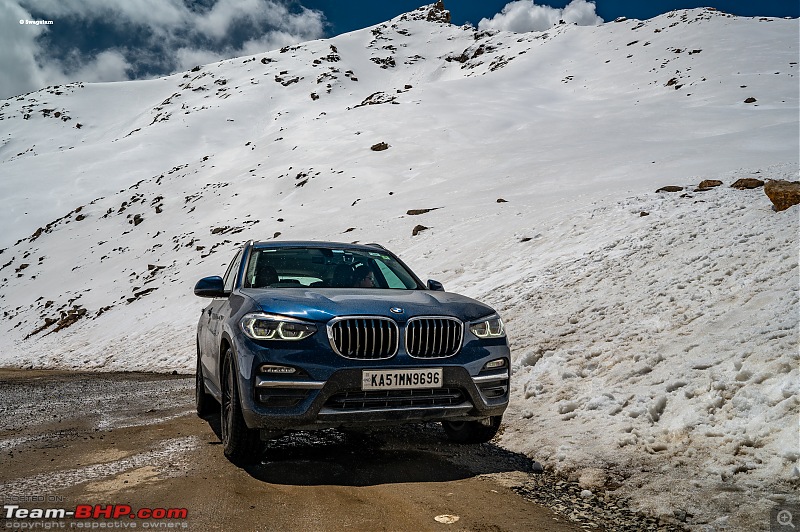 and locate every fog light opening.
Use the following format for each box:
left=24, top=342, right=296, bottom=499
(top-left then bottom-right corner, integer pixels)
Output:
left=479, top=385, right=508, bottom=399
